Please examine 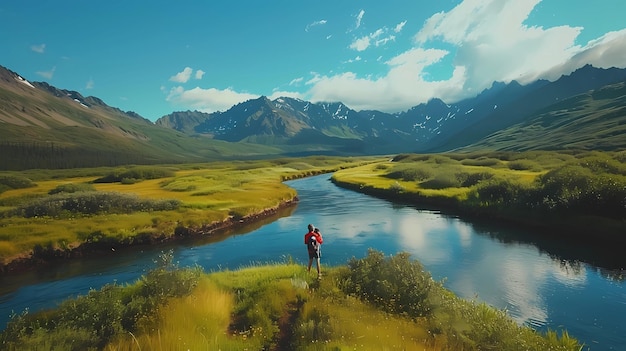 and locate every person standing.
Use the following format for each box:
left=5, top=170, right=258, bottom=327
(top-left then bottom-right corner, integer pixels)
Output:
left=304, top=223, right=323, bottom=278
